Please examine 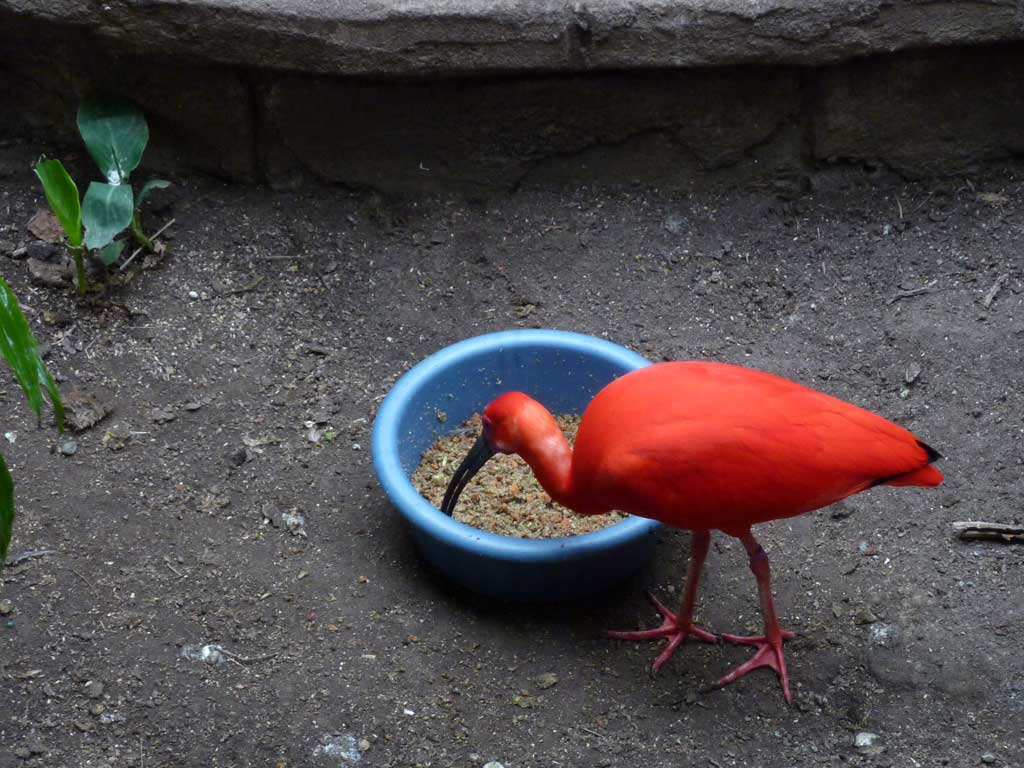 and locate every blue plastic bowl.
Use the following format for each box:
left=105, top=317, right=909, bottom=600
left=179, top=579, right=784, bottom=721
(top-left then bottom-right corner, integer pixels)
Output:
left=372, top=329, right=661, bottom=602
